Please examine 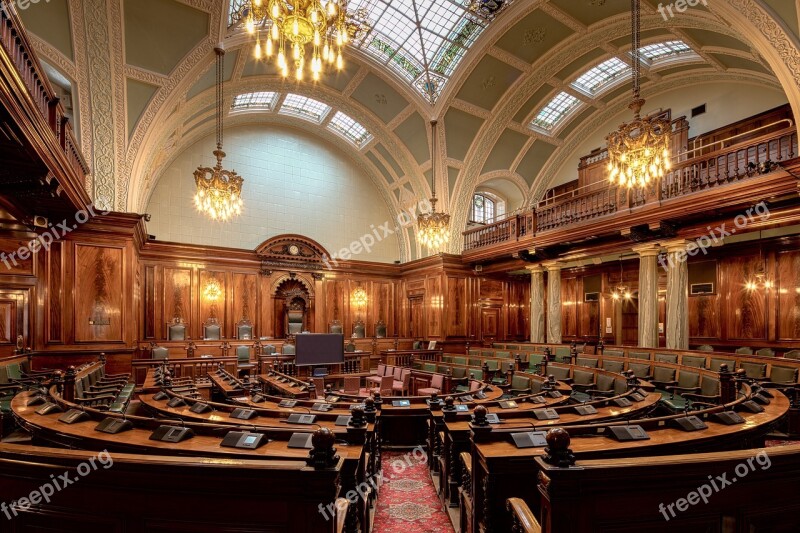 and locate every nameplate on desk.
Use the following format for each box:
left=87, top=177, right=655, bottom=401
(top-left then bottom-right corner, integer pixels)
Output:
left=511, top=431, right=548, bottom=449
left=574, top=404, right=598, bottom=415
left=607, top=425, right=649, bottom=441
left=288, top=433, right=314, bottom=449
left=612, top=397, right=632, bottom=407
left=229, top=408, right=257, bottom=420
left=278, top=399, right=298, bottom=408
left=349, top=403, right=365, bottom=411
left=34, top=402, right=62, bottom=415
left=312, top=403, right=333, bottom=412
left=629, top=392, right=646, bottom=402
left=711, top=411, right=745, bottom=425
left=533, top=408, right=560, bottom=420
left=150, top=425, right=194, bottom=443
left=221, top=430, right=267, bottom=449
left=498, top=401, right=518, bottom=409
left=335, top=415, right=352, bottom=426
left=95, top=417, right=133, bottom=434
left=546, top=390, right=563, bottom=398
left=326, top=395, right=341, bottom=403
left=672, top=415, right=708, bottom=432
left=189, top=402, right=212, bottom=414
left=460, top=395, right=474, bottom=402
left=530, top=396, right=546, bottom=404
left=475, top=391, right=487, bottom=399
left=59, top=409, right=90, bottom=424
left=286, top=413, right=316, bottom=424
left=250, top=394, right=266, bottom=403
left=392, top=400, right=411, bottom=408
left=484, top=413, right=500, bottom=424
